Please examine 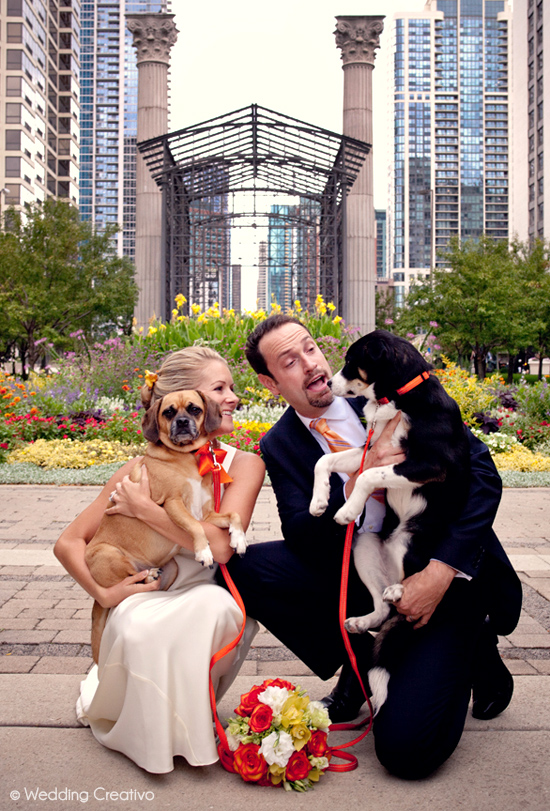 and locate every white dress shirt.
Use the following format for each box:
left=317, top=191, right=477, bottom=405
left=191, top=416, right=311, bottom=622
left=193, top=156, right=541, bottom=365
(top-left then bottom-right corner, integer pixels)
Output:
left=296, top=398, right=386, bottom=534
